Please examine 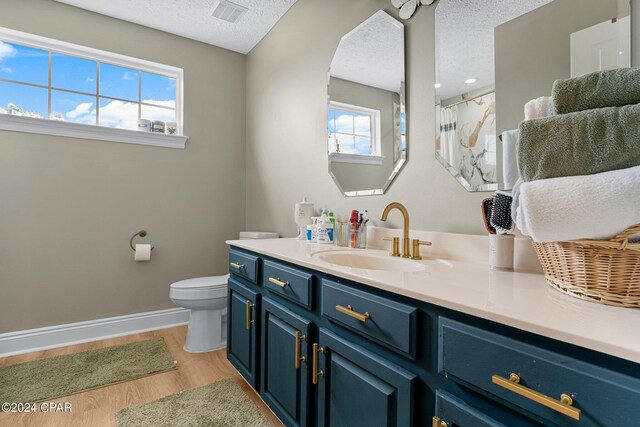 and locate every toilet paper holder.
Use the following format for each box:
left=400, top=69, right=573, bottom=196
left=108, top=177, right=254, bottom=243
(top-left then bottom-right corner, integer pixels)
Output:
left=130, top=230, right=155, bottom=251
